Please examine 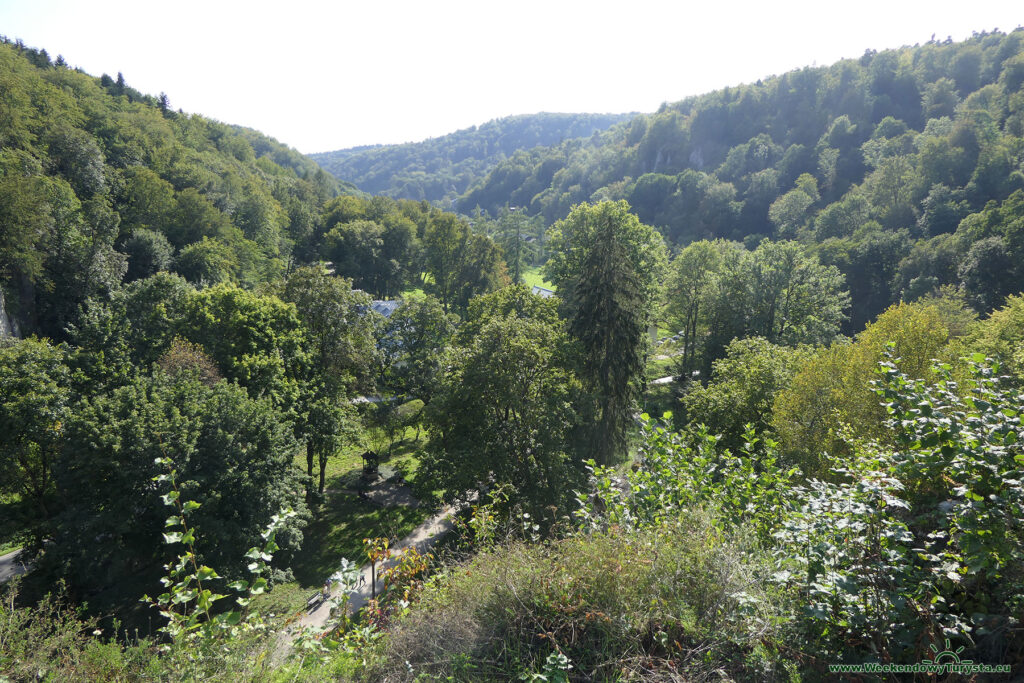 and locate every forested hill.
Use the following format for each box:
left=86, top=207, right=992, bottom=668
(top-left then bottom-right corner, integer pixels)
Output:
left=0, top=37, right=357, bottom=338
left=309, top=112, right=633, bottom=204
left=460, top=29, right=1024, bottom=330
